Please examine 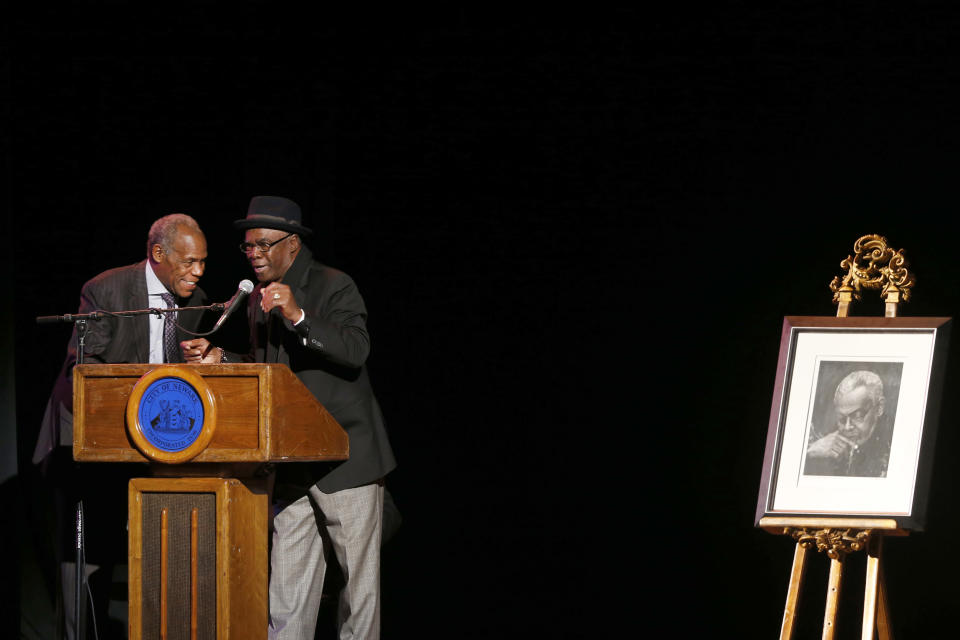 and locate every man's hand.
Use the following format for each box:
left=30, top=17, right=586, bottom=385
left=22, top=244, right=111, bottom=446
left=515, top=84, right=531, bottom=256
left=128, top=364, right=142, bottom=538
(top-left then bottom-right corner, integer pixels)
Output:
left=261, top=282, right=303, bottom=323
left=806, top=431, right=856, bottom=460
left=181, top=338, right=220, bottom=364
